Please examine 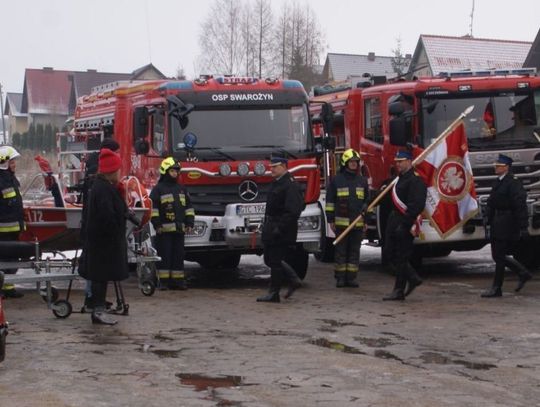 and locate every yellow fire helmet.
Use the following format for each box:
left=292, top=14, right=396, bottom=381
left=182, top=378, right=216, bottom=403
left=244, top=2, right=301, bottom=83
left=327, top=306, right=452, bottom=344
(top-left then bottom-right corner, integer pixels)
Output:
left=0, top=146, right=21, bottom=170
left=159, top=157, right=181, bottom=175
left=340, top=148, right=361, bottom=167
